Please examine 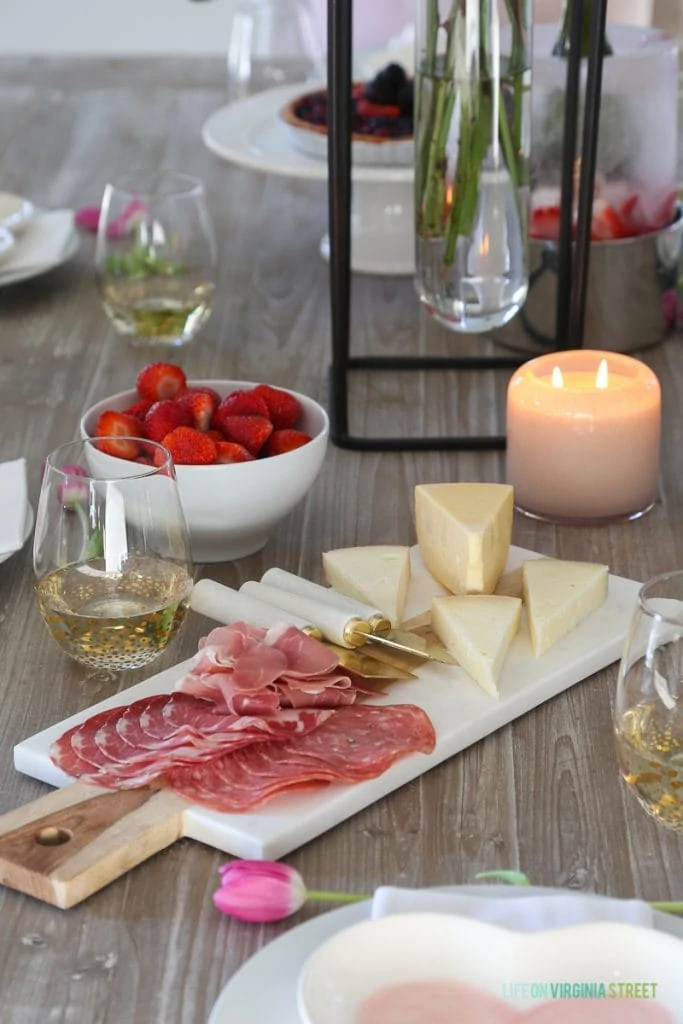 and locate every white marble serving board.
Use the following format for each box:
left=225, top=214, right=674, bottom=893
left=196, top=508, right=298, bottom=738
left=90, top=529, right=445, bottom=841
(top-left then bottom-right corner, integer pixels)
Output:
left=13, top=547, right=640, bottom=861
